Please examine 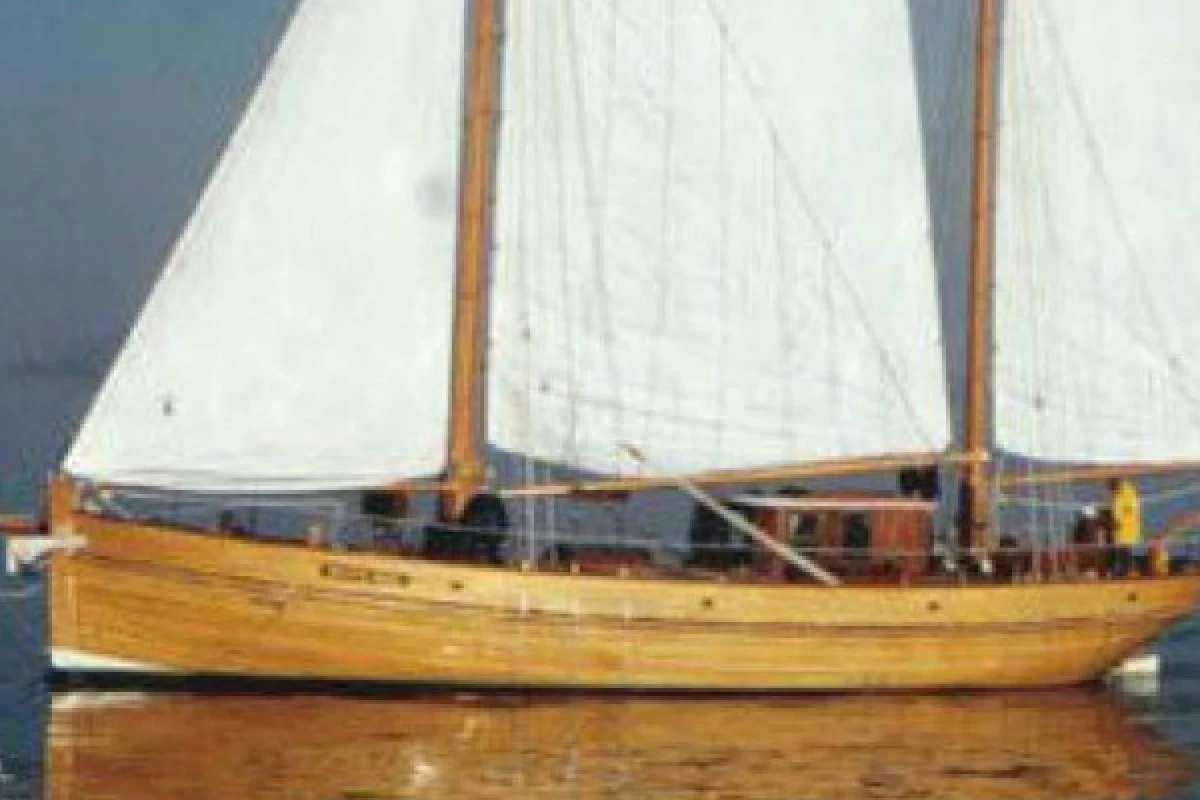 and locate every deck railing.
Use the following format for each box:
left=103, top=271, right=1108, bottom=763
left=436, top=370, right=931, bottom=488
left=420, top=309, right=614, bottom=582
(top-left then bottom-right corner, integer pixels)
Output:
left=56, top=486, right=1186, bottom=584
